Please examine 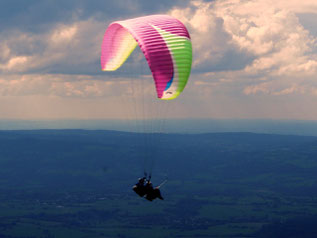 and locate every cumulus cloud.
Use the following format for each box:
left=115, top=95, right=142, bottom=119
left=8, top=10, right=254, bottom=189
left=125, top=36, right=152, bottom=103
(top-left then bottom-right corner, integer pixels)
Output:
left=0, top=73, right=158, bottom=101
left=218, top=1, right=317, bottom=77
left=169, top=0, right=317, bottom=98
left=170, top=1, right=251, bottom=72
left=0, top=18, right=105, bottom=74
left=1, top=0, right=317, bottom=120
left=0, top=74, right=103, bottom=97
